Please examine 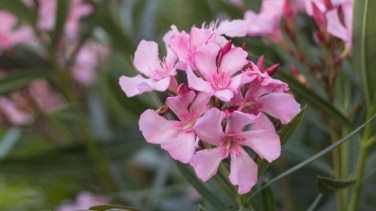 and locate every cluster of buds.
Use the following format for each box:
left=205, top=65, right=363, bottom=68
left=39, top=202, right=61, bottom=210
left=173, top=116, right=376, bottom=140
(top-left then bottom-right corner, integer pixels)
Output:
left=119, top=24, right=301, bottom=194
